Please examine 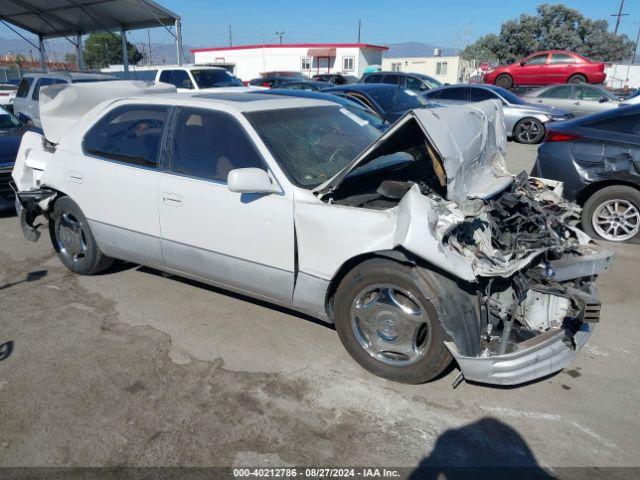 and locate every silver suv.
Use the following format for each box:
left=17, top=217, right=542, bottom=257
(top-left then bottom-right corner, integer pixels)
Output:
left=13, top=72, right=115, bottom=127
